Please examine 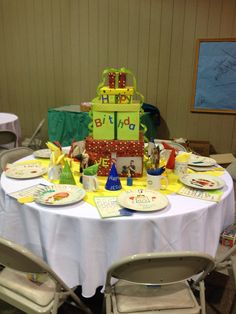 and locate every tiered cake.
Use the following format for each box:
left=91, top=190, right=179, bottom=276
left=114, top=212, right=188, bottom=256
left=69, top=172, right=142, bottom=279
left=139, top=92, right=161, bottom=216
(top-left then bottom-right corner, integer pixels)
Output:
left=85, top=68, right=145, bottom=177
